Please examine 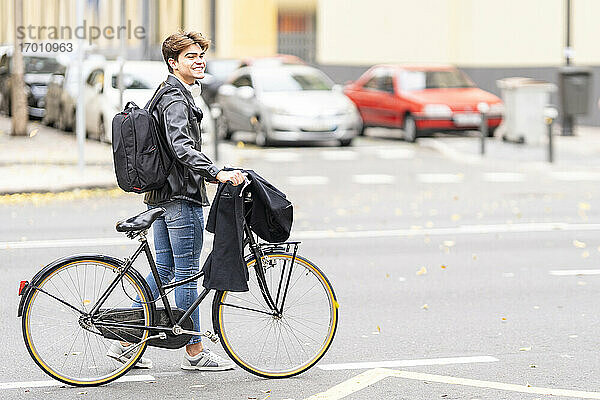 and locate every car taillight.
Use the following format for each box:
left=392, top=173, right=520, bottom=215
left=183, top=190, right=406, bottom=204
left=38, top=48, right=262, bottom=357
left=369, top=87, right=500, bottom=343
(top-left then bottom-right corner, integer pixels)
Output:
left=18, top=280, right=28, bottom=295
